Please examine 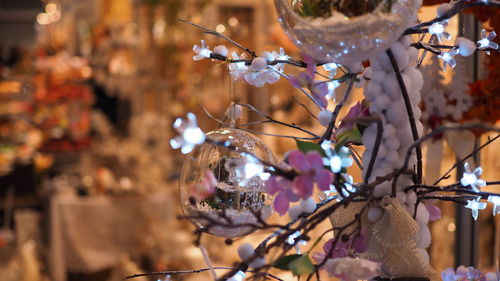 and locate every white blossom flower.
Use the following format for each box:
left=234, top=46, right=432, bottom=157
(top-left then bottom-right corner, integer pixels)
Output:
left=342, top=173, right=356, bottom=194
left=438, top=48, right=459, bottom=70
left=465, top=197, right=487, bottom=221
left=228, top=54, right=280, bottom=87
left=286, top=231, right=307, bottom=254
left=429, top=21, right=451, bottom=43
left=170, top=113, right=205, bottom=154
left=460, top=163, right=486, bottom=192
left=192, top=40, right=212, bottom=60
left=321, top=141, right=353, bottom=173
left=477, top=29, right=499, bottom=55
left=228, top=52, right=248, bottom=80
left=324, top=257, right=380, bottom=281
left=271, top=47, right=289, bottom=72
left=487, top=195, right=500, bottom=215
